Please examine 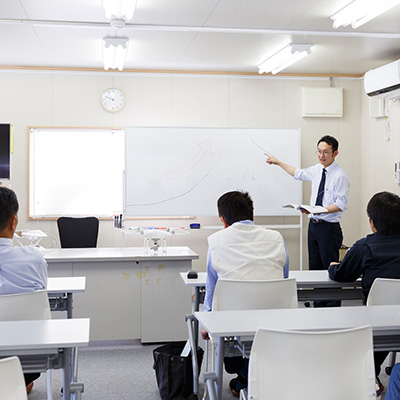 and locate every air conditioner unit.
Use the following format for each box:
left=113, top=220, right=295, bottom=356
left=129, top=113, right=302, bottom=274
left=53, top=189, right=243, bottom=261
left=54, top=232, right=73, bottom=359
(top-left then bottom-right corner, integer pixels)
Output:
left=364, top=59, right=400, bottom=99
